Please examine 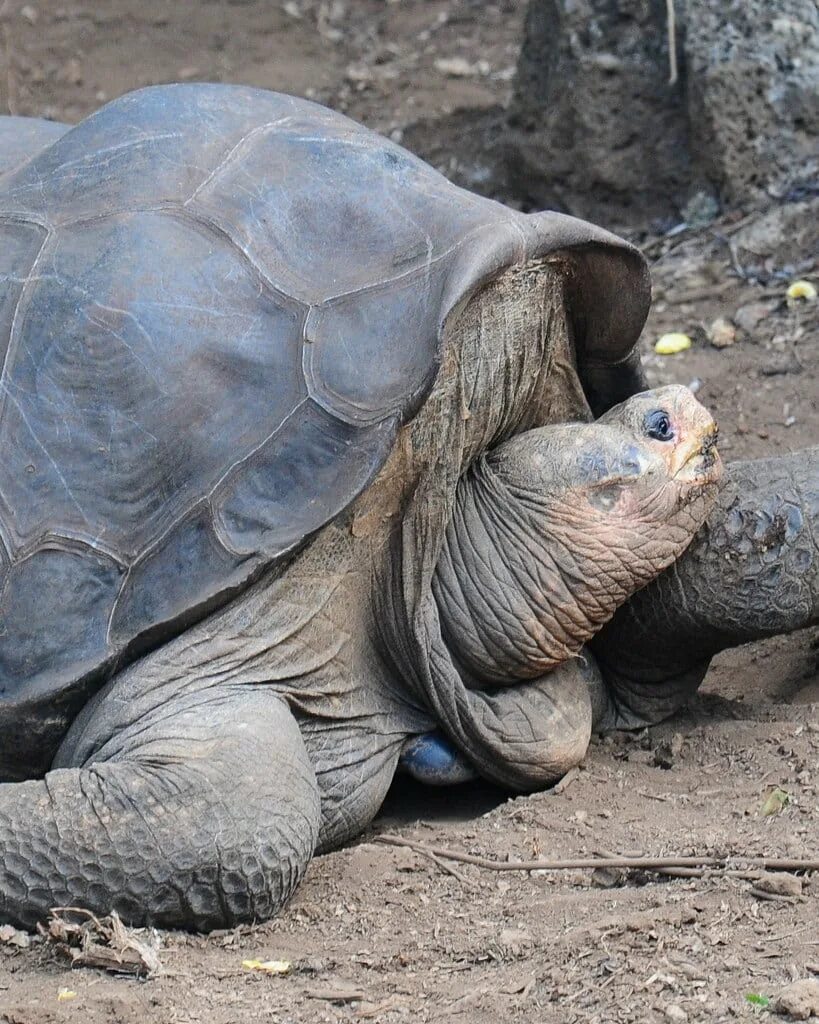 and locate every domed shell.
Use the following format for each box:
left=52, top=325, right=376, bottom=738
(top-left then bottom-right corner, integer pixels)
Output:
left=0, top=85, right=649, bottom=768
left=0, top=116, right=69, bottom=176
